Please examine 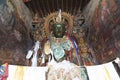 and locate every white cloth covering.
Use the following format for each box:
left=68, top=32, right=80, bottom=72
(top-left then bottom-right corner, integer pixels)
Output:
left=86, top=61, right=120, bottom=80
left=7, top=65, right=48, bottom=80
left=6, top=58, right=120, bottom=80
